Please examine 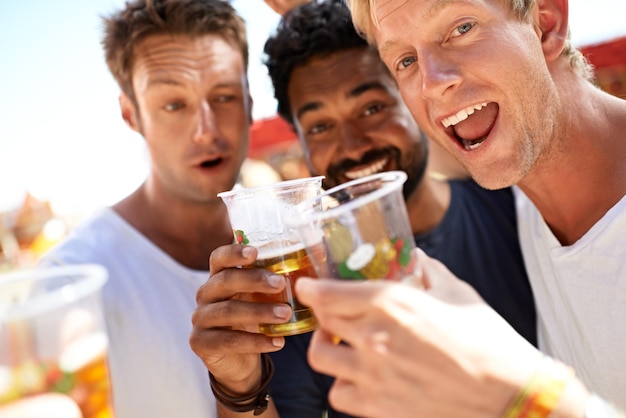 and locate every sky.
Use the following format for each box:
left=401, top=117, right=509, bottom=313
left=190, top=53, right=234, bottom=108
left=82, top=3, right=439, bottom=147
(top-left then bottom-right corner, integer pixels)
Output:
left=0, top=0, right=625, bottom=220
